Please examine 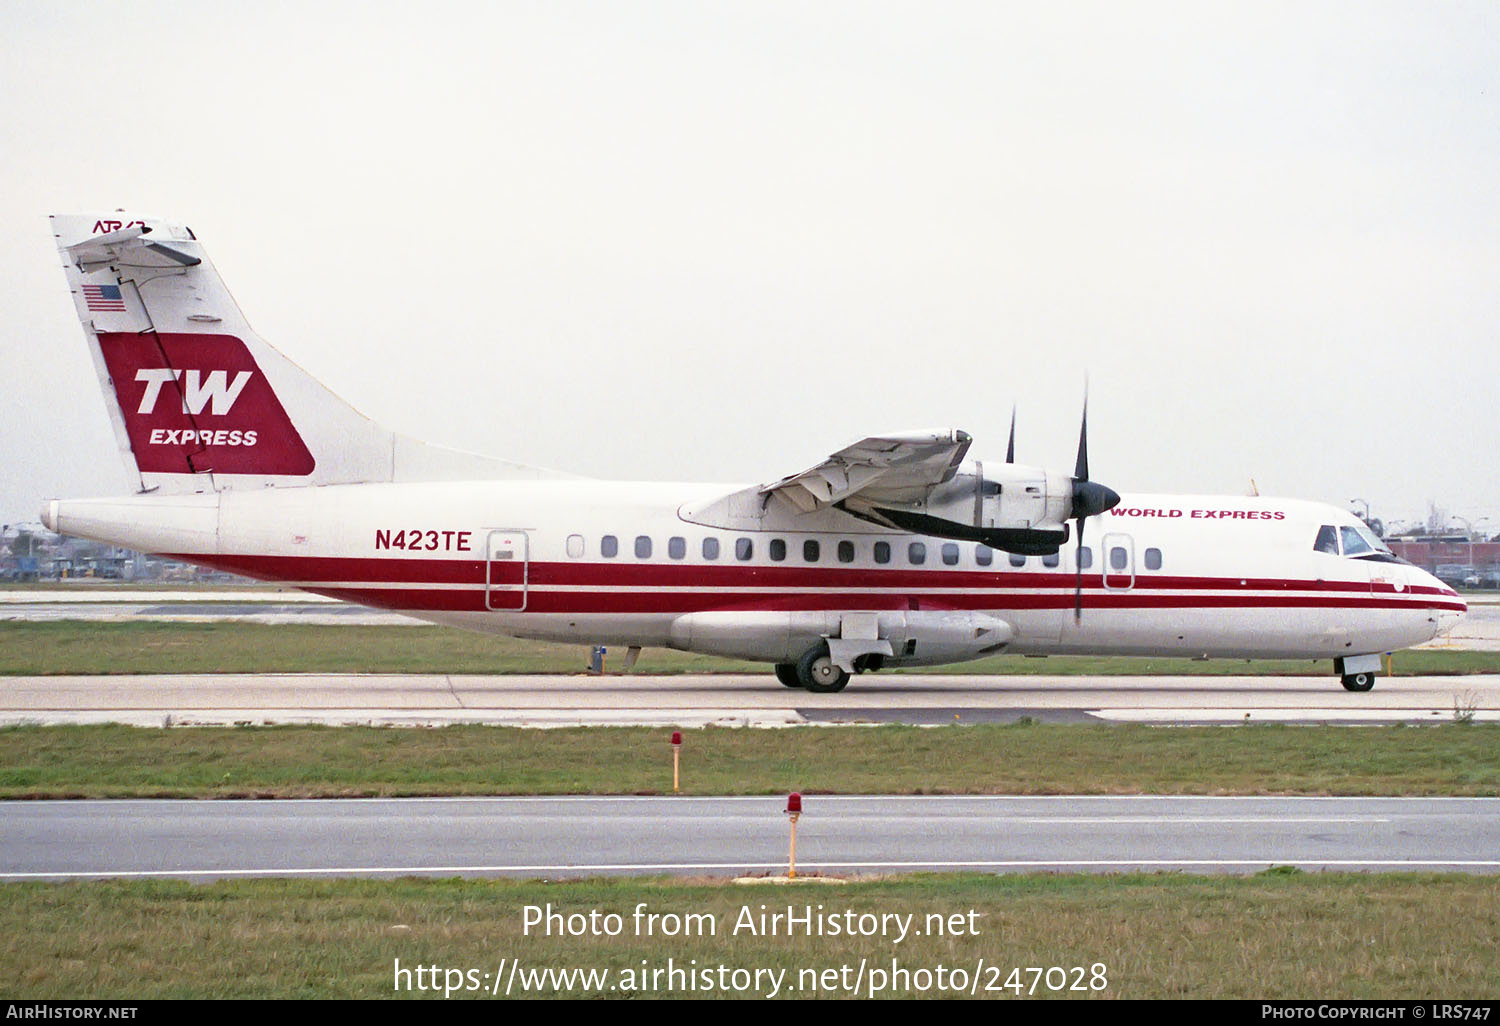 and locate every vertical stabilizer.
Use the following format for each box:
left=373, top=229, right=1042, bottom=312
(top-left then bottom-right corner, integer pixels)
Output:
left=50, top=212, right=567, bottom=493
